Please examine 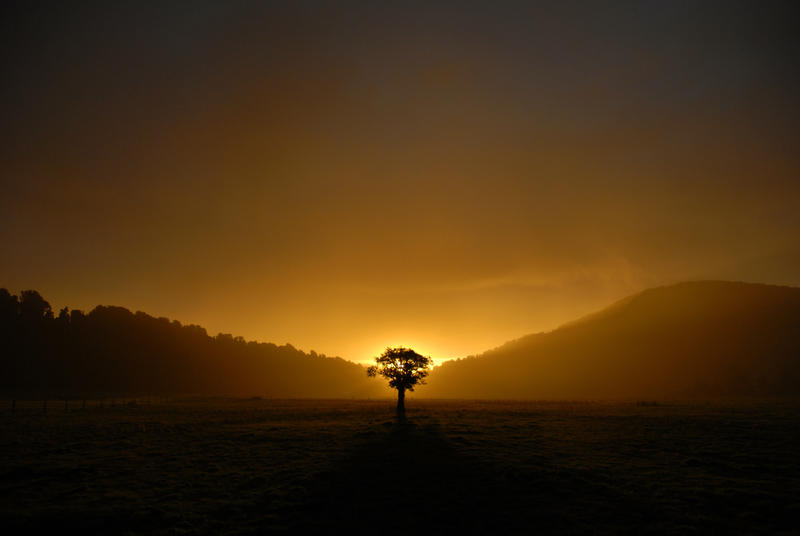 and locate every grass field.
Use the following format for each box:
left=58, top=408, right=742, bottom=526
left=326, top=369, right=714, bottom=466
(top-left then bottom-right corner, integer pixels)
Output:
left=1, top=399, right=798, bottom=534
